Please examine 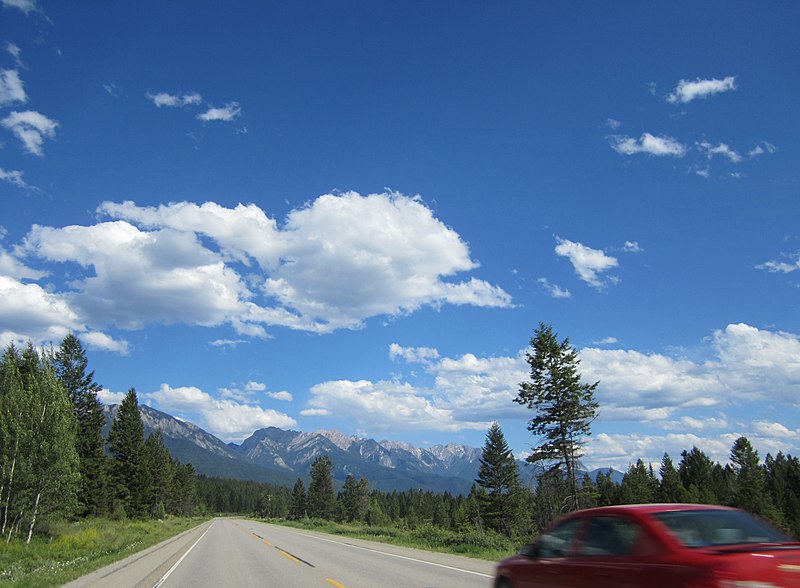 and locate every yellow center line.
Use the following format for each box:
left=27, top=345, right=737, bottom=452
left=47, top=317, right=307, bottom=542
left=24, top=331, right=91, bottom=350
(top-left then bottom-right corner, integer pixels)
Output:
left=261, top=538, right=271, bottom=546
left=326, top=579, right=347, bottom=588
left=277, top=549, right=302, bottom=564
